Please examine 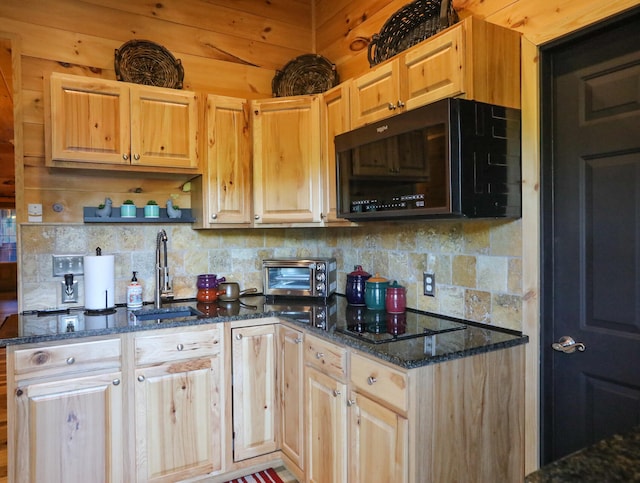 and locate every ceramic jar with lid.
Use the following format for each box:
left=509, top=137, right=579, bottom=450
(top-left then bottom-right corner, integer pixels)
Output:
left=196, top=274, right=225, bottom=303
left=364, top=273, right=389, bottom=310
left=385, top=280, right=406, bottom=313
left=346, top=265, right=371, bottom=305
